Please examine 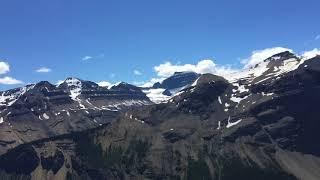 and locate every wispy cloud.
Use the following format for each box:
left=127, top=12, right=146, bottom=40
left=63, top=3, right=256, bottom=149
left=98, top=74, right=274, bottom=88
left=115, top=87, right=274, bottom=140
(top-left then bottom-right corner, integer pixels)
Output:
left=0, top=76, right=23, bottom=85
left=133, top=69, right=142, bottom=75
left=132, top=81, right=146, bottom=86
left=82, top=53, right=105, bottom=61
left=315, top=35, right=320, bottom=40
left=97, top=81, right=112, bottom=87
left=0, top=61, right=10, bottom=74
left=56, top=80, right=64, bottom=86
left=110, top=73, right=116, bottom=78
left=82, top=56, right=93, bottom=61
left=36, top=67, right=51, bottom=73
left=301, top=48, right=320, bottom=59
left=140, top=77, right=166, bottom=87
left=97, top=53, right=105, bottom=58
